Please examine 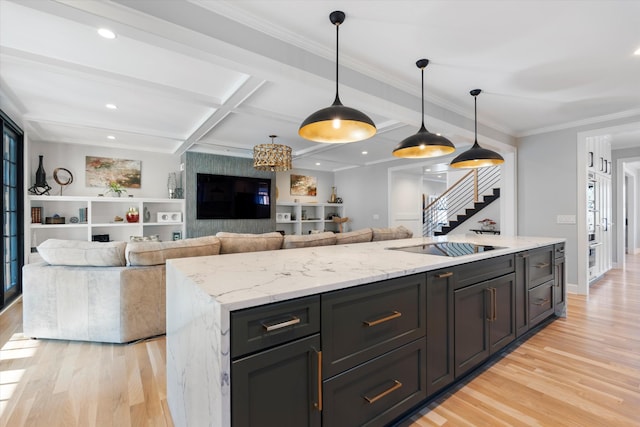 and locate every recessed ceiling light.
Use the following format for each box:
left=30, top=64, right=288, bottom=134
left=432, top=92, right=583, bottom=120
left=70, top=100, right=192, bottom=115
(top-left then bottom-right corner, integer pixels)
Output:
left=361, top=151, right=368, bottom=155
left=107, top=135, right=116, bottom=140
left=315, top=162, right=321, bottom=166
left=425, top=168, right=431, bottom=172
left=98, top=28, right=117, bottom=39
left=634, top=47, right=640, bottom=56
left=105, top=103, right=117, bottom=110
